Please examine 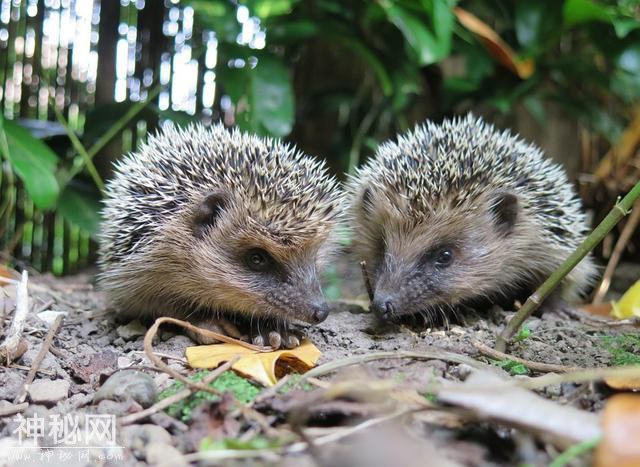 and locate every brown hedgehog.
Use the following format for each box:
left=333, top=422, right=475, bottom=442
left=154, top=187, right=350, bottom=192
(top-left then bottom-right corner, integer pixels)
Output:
left=348, top=114, right=597, bottom=322
left=98, top=124, right=343, bottom=348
